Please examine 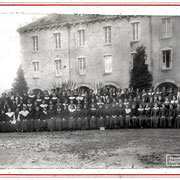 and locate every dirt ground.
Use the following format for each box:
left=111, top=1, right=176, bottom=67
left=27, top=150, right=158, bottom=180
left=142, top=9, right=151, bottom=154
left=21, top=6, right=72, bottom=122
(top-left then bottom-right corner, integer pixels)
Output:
left=0, top=129, right=179, bottom=169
